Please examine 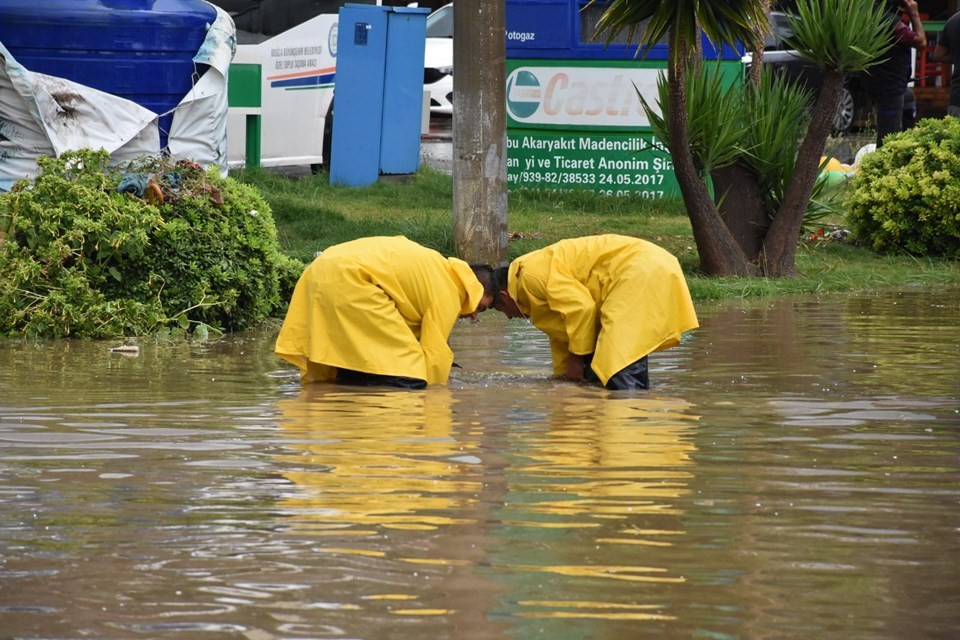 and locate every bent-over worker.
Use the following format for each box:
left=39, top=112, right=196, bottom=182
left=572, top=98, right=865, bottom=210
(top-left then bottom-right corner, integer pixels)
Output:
left=275, top=236, right=497, bottom=388
left=492, top=234, right=698, bottom=390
